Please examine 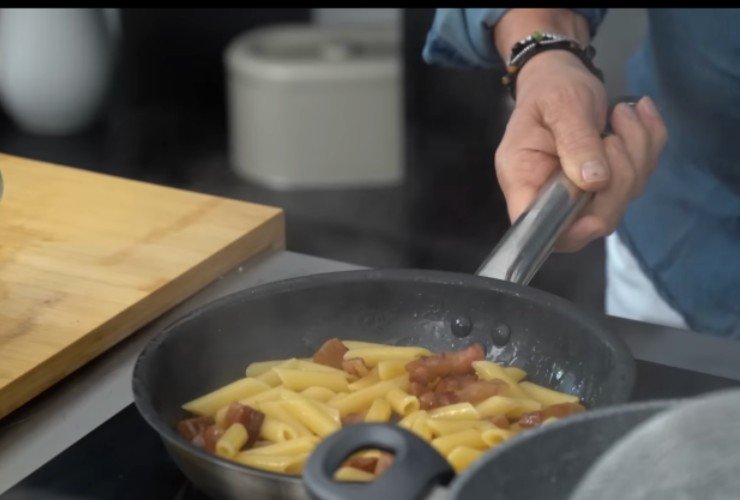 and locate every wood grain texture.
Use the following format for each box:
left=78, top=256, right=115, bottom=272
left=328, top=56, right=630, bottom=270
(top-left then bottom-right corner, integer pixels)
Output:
left=0, top=154, right=284, bottom=418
